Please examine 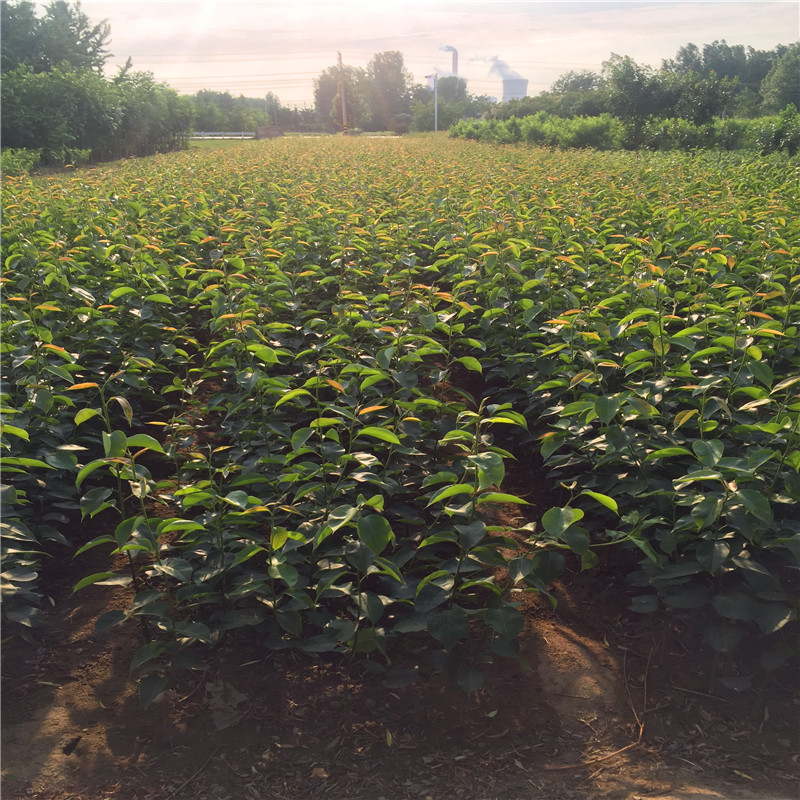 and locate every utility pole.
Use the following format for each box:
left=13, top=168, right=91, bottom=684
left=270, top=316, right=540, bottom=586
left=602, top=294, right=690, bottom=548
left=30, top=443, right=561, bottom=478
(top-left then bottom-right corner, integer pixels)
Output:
left=434, top=72, right=438, bottom=132
left=426, top=73, right=439, bottom=132
left=338, top=51, right=348, bottom=135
